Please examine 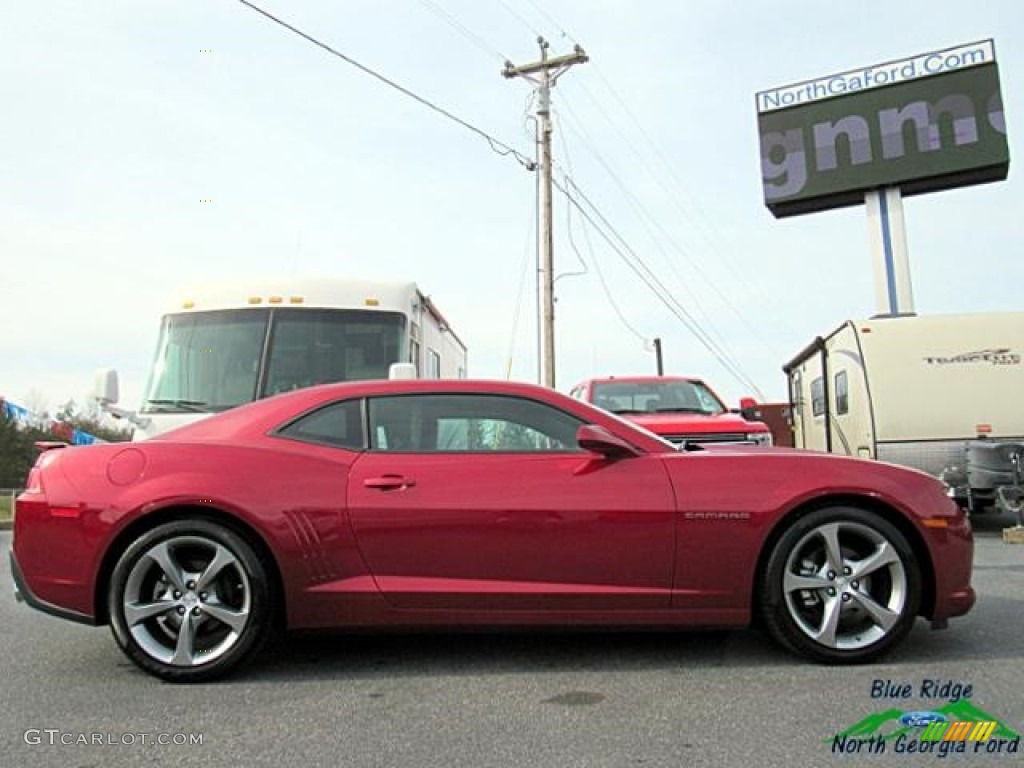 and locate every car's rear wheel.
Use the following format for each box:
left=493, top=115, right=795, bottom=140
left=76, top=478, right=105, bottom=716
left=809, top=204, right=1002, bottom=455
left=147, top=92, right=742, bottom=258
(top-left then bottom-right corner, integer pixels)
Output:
left=760, top=507, right=921, bottom=663
left=108, top=519, right=272, bottom=682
